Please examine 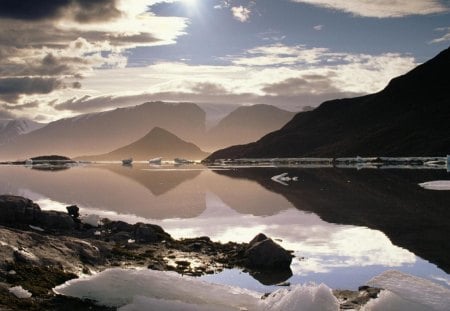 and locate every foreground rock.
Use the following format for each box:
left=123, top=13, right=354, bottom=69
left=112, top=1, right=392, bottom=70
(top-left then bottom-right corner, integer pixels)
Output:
left=244, top=233, right=292, bottom=270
